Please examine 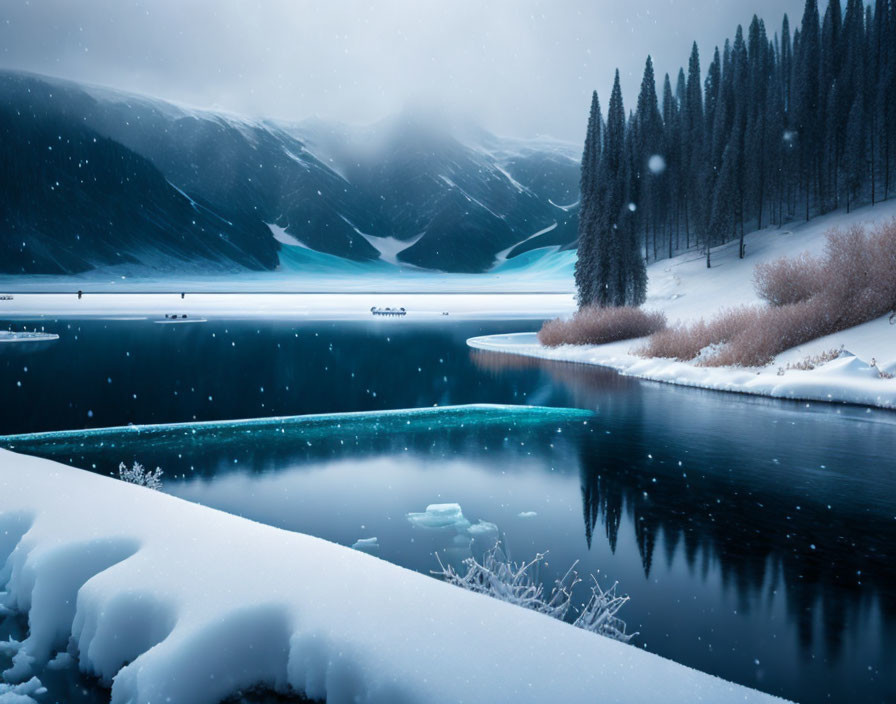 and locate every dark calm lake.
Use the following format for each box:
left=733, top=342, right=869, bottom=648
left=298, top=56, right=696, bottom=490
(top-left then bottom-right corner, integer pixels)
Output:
left=2, top=318, right=895, bottom=704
